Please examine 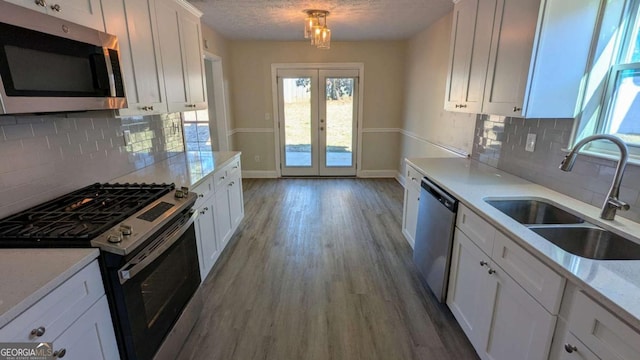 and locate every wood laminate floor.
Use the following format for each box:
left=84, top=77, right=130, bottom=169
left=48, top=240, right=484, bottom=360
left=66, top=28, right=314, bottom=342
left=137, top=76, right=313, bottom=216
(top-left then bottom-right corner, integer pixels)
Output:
left=178, top=178, right=479, bottom=360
